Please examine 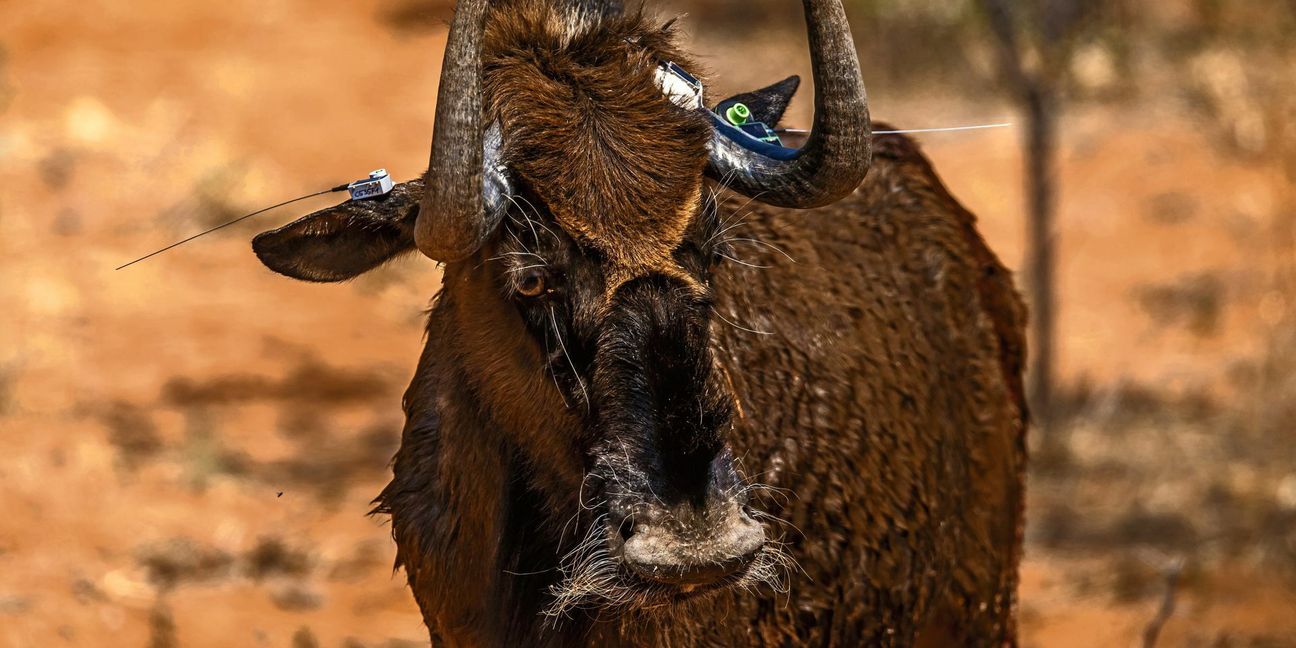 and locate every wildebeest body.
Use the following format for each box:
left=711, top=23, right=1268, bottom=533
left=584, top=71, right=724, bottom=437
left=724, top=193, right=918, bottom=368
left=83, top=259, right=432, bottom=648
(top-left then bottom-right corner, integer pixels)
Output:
left=372, top=132, right=1026, bottom=647
left=250, top=0, right=1026, bottom=643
